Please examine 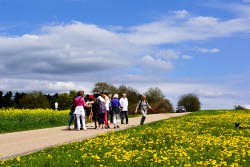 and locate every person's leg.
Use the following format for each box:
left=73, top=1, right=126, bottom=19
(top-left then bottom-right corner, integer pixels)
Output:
left=120, top=111, right=125, bottom=124
left=104, top=110, right=108, bottom=127
left=110, top=111, right=113, bottom=124
left=116, top=113, right=120, bottom=128
left=76, top=114, right=81, bottom=130
left=81, top=115, right=86, bottom=130
left=140, top=109, right=147, bottom=125
left=113, top=113, right=117, bottom=128
left=125, top=111, right=129, bottom=124
left=68, top=114, right=74, bottom=128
